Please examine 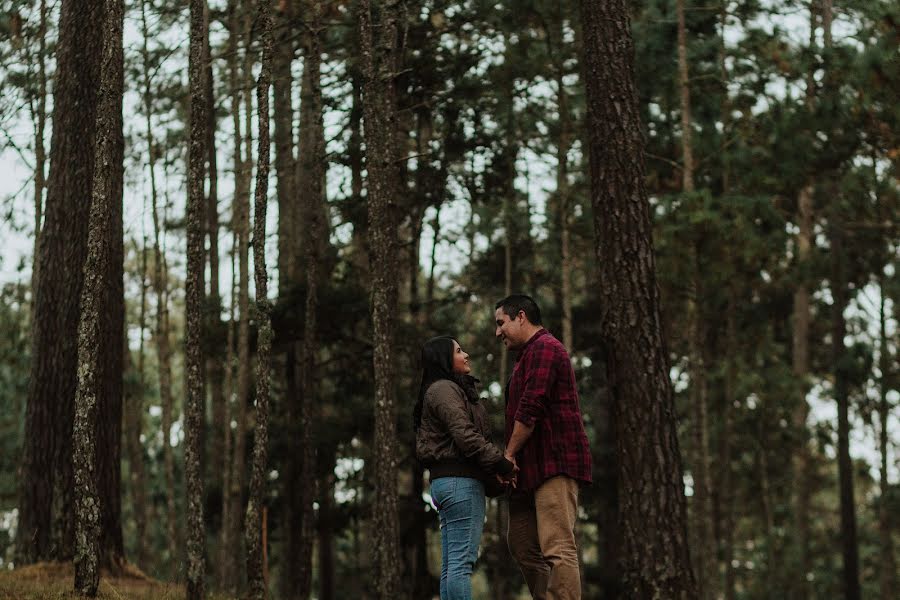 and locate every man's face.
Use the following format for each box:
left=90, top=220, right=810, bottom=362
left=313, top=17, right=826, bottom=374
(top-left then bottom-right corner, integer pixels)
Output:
left=495, top=308, right=526, bottom=350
